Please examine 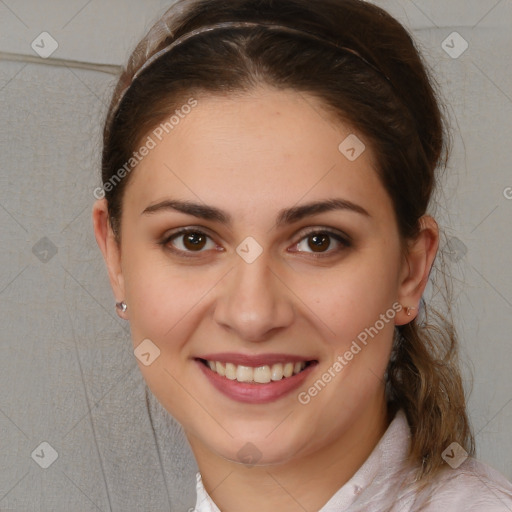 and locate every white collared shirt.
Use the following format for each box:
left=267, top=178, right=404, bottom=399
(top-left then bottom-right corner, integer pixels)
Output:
left=193, top=409, right=512, bottom=511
